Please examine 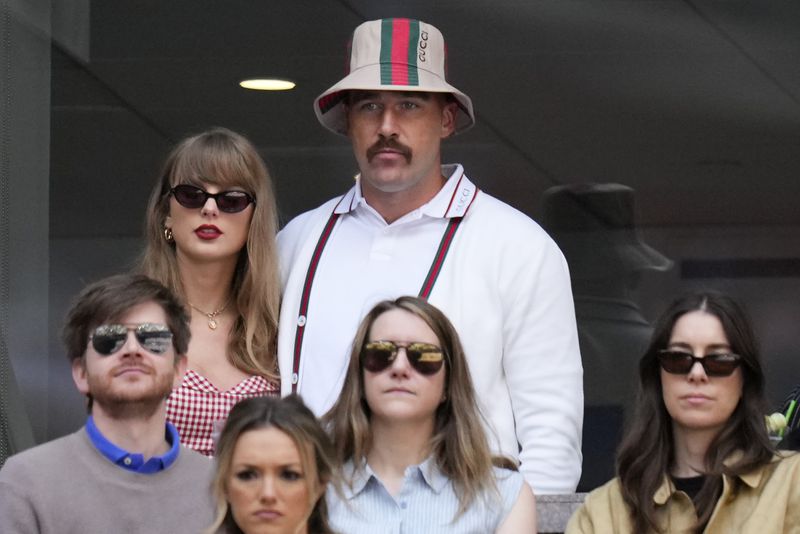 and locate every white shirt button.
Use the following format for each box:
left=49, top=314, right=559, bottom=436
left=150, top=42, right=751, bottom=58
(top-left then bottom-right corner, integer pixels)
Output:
left=297, top=315, right=306, bottom=327
left=123, top=457, right=132, bottom=466
left=292, top=373, right=299, bottom=384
